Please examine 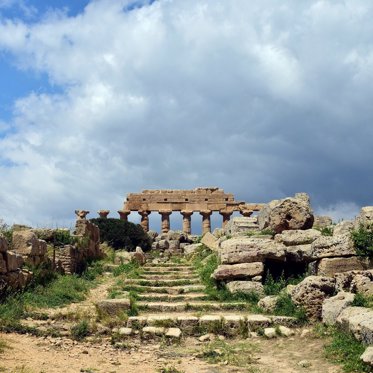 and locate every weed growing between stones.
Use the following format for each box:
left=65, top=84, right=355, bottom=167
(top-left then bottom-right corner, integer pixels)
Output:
left=352, top=223, right=373, bottom=258
left=70, top=319, right=90, bottom=340
left=112, top=262, right=143, bottom=278
left=273, top=292, right=308, bottom=323
left=158, top=366, right=185, bottom=373
left=352, top=293, right=373, bottom=309
left=317, top=325, right=371, bottom=373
